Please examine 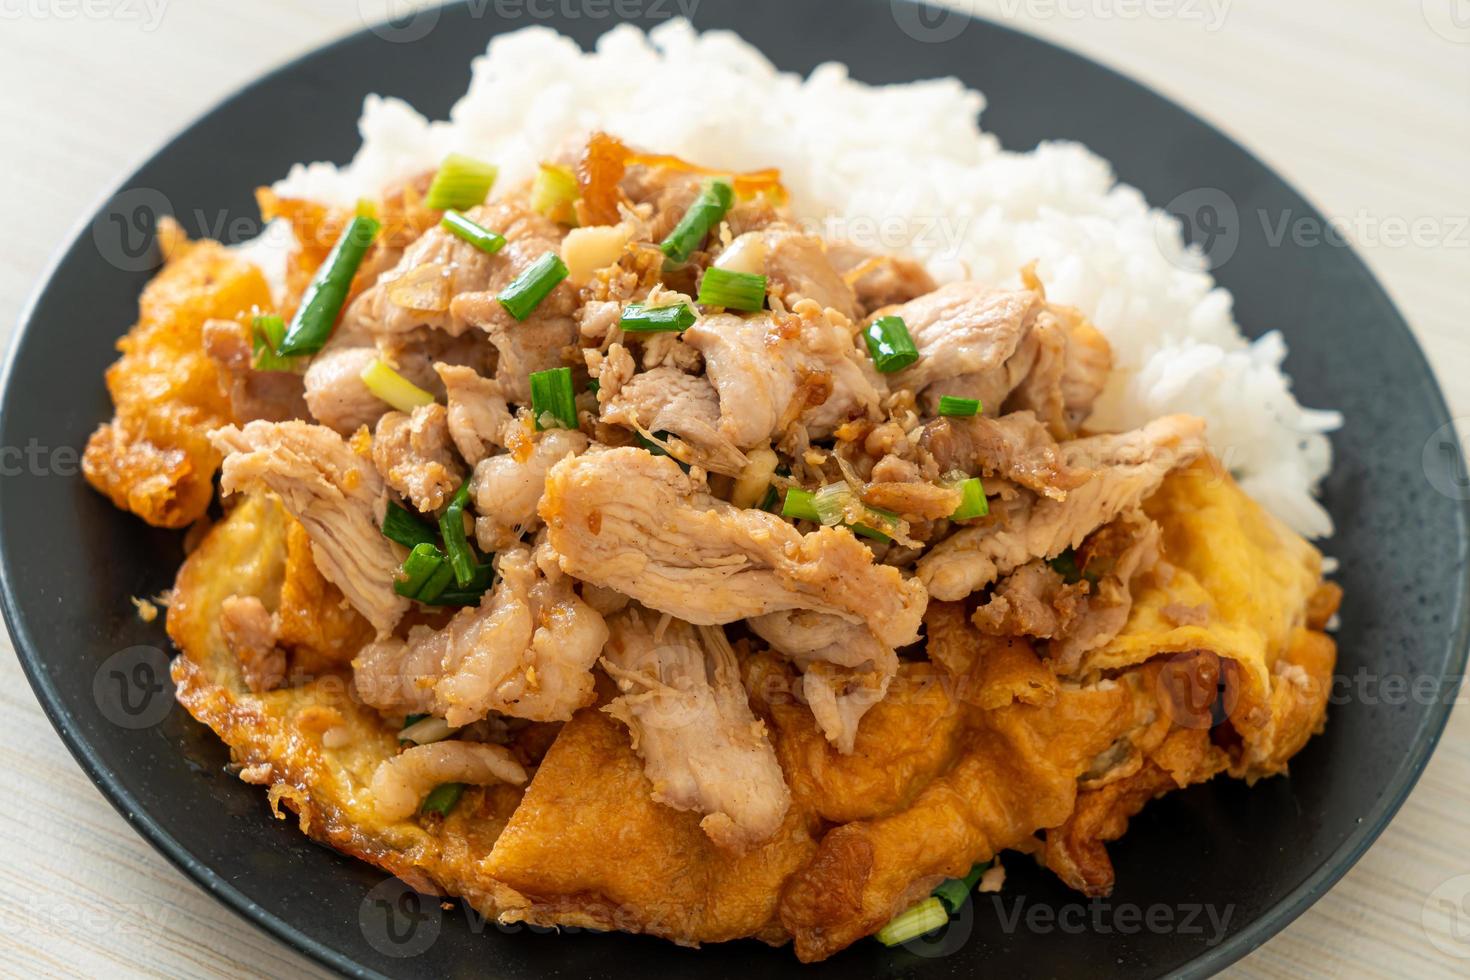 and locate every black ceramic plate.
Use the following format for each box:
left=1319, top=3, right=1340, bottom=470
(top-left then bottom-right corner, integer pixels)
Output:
left=2, top=1, right=1466, bottom=977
